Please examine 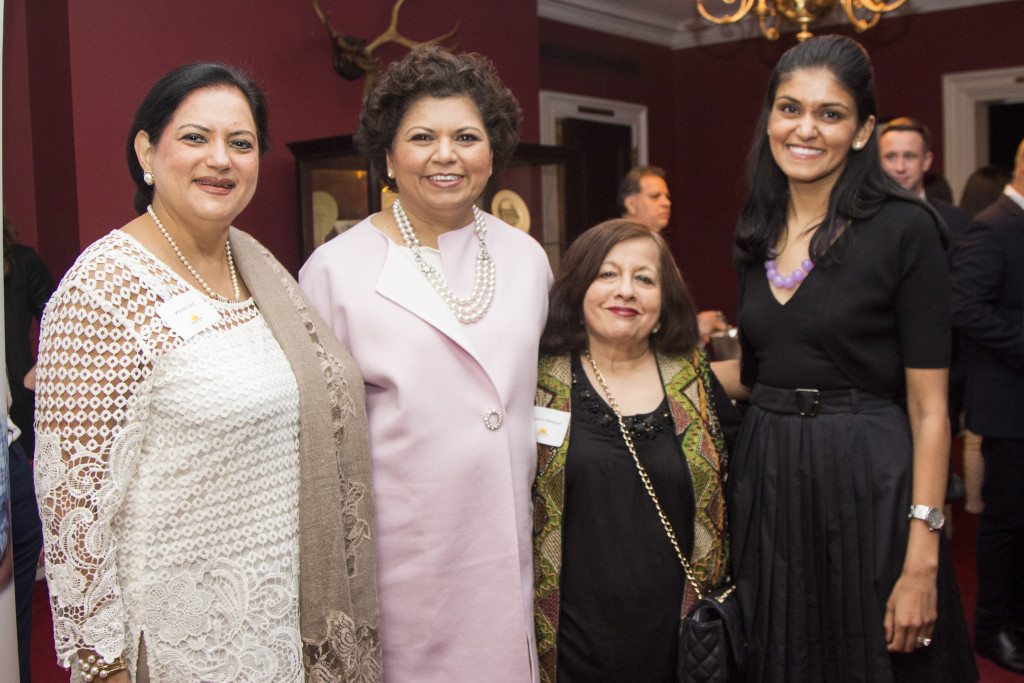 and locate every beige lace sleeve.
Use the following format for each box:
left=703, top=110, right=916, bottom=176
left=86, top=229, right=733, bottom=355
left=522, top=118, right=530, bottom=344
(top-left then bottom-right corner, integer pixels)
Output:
left=33, top=264, right=154, bottom=665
